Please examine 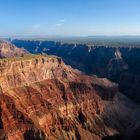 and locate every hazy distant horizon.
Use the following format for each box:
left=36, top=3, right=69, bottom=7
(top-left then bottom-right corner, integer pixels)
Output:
left=1, top=35, right=140, bottom=39
left=3, top=35, right=140, bottom=48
